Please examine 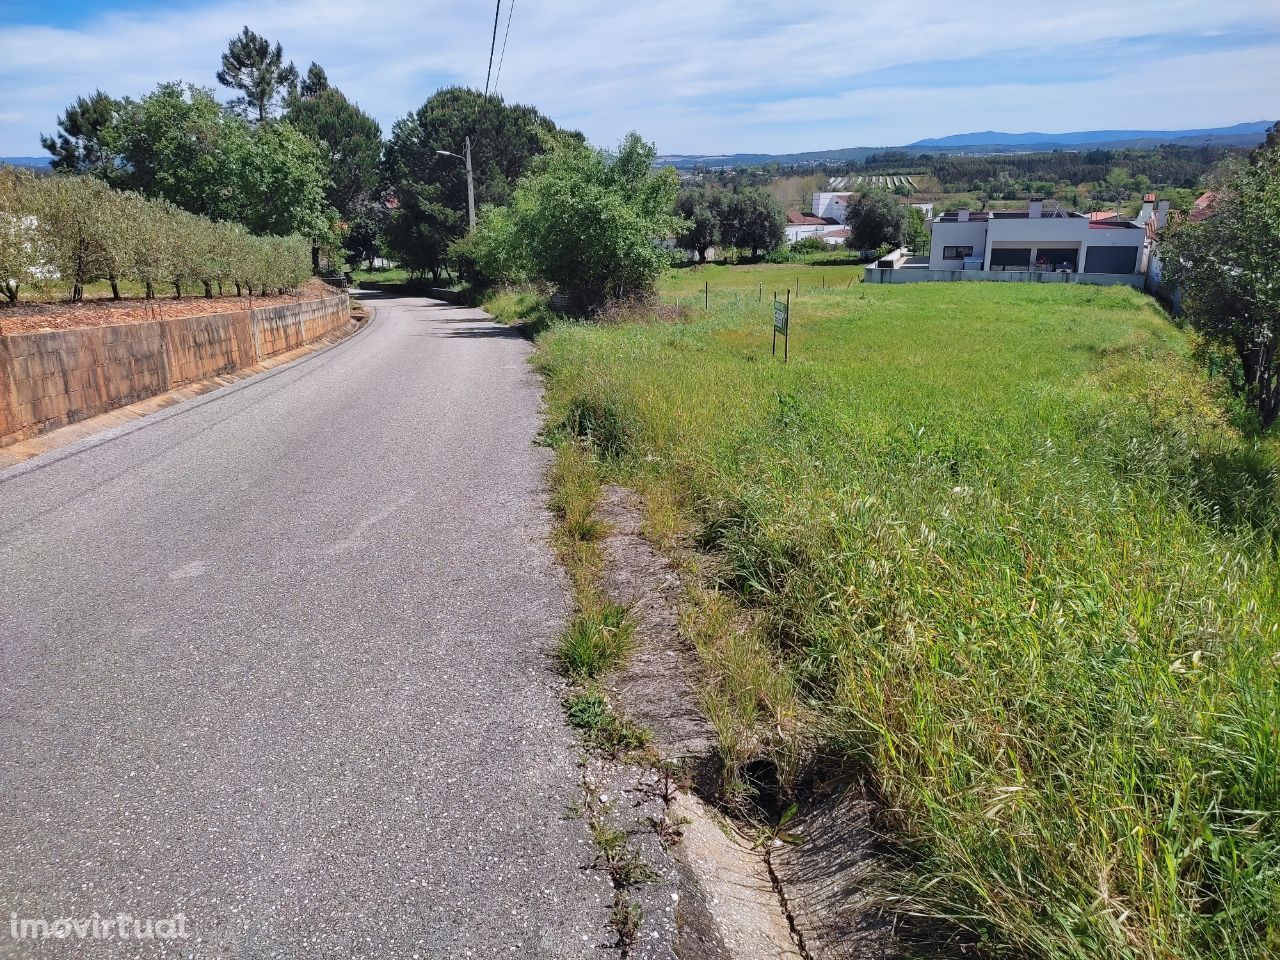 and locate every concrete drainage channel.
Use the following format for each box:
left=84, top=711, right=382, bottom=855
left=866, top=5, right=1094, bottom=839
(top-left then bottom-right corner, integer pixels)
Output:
left=568, top=485, right=974, bottom=960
